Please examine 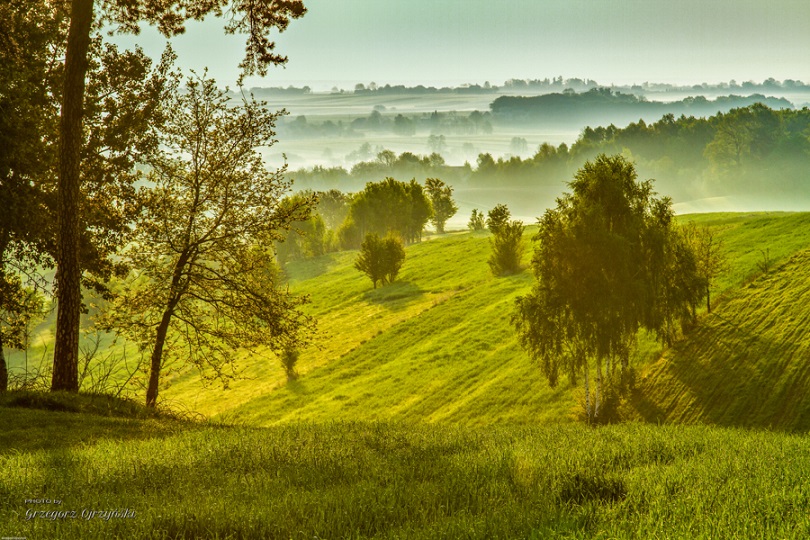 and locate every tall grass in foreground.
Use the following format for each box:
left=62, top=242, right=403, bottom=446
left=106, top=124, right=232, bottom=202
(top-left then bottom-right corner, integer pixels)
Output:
left=2, top=414, right=810, bottom=539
